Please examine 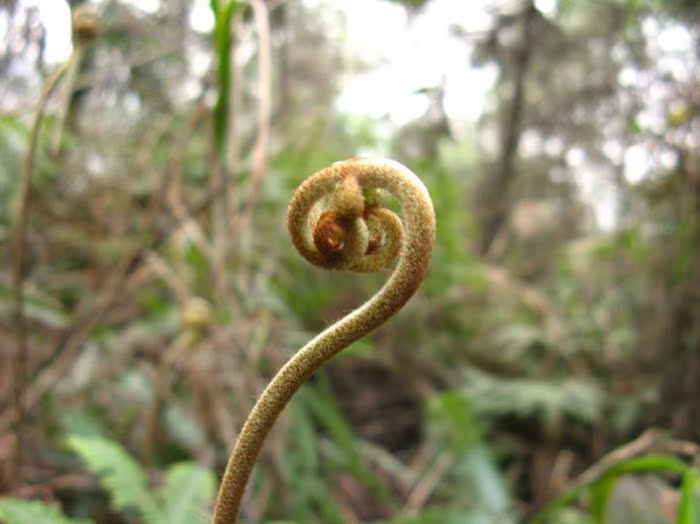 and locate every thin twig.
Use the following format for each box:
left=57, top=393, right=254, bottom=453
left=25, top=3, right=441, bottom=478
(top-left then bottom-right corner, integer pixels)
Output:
left=575, top=428, right=698, bottom=486
left=404, top=451, right=453, bottom=512
left=3, top=473, right=96, bottom=499
left=242, top=0, right=272, bottom=230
